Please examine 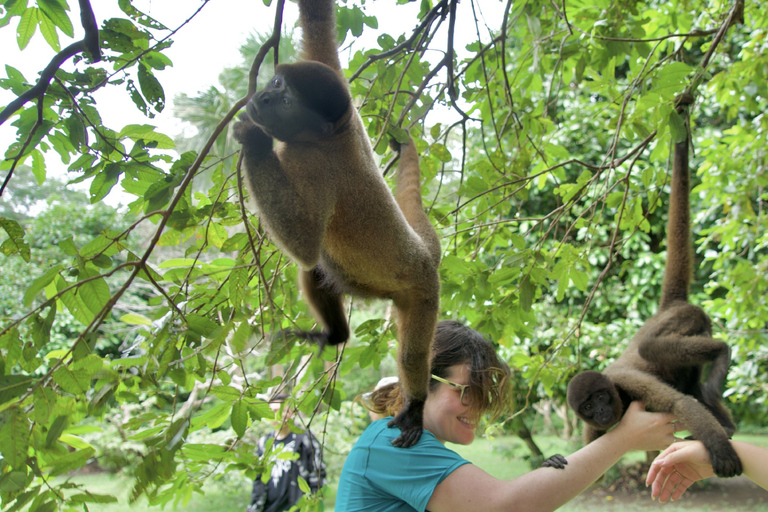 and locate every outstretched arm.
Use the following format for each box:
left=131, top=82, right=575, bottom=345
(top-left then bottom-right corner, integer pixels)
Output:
left=646, top=440, right=768, bottom=502
left=428, top=402, right=676, bottom=512
left=297, top=0, right=342, bottom=71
